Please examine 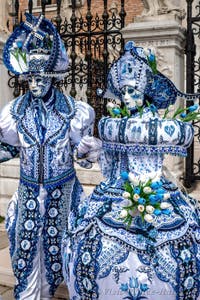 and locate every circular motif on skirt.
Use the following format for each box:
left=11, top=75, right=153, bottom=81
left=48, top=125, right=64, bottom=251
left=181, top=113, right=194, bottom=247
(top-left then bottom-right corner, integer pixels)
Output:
left=47, top=226, right=58, bottom=237
left=51, top=262, right=61, bottom=272
left=49, top=245, right=59, bottom=255
left=48, top=207, right=58, bottom=218
left=21, top=239, right=31, bottom=251
left=18, top=259, right=26, bottom=269
left=184, top=276, right=194, bottom=290
left=55, top=277, right=63, bottom=285
left=81, top=251, right=91, bottom=265
left=24, top=220, right=35, bottom=231
left=26, top=199, right=36, bottom=210
left=82, top=277, right=93, bottom=291
left=52, top=189, right=61, bottom=199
